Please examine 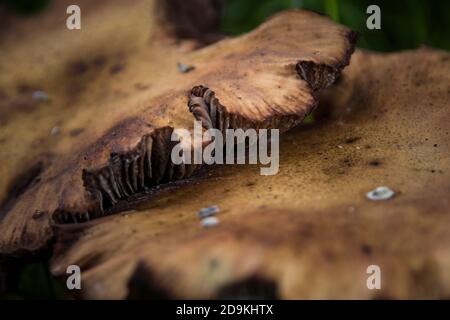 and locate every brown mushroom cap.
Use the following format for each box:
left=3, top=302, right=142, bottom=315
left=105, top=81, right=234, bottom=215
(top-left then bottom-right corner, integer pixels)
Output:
left=50, top=48, right=450, bottom=299
left=0, top=1, right=356, bottom=254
